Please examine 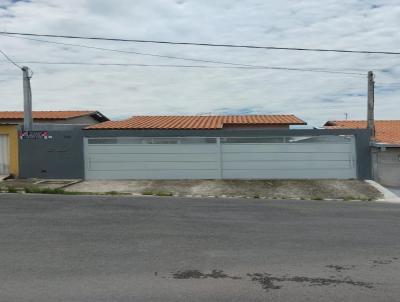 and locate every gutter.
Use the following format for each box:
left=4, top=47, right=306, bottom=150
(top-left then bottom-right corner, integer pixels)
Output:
left=370, top=142, right=400, bottom=148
